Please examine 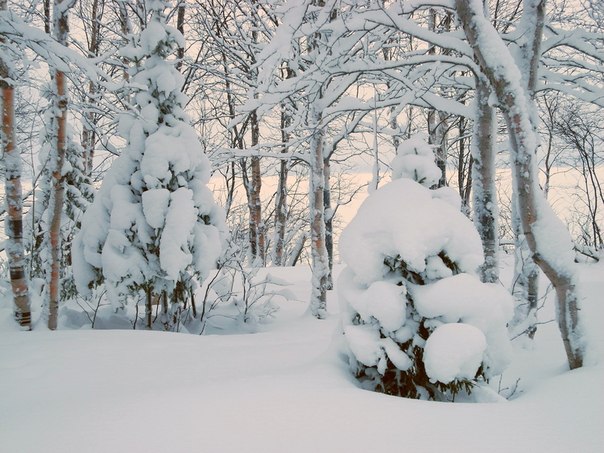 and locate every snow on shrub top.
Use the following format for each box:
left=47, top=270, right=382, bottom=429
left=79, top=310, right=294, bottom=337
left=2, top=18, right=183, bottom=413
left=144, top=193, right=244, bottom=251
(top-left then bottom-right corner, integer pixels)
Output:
left=391, top=134, right=442, bottom=187
left=339, top=178, right=484, bottom=286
